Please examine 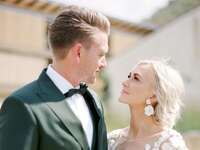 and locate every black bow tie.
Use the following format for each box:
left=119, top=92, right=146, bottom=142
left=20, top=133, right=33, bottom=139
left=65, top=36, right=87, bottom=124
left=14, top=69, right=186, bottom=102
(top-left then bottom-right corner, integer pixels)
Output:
left=64, top=82, right=88, bottom=98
